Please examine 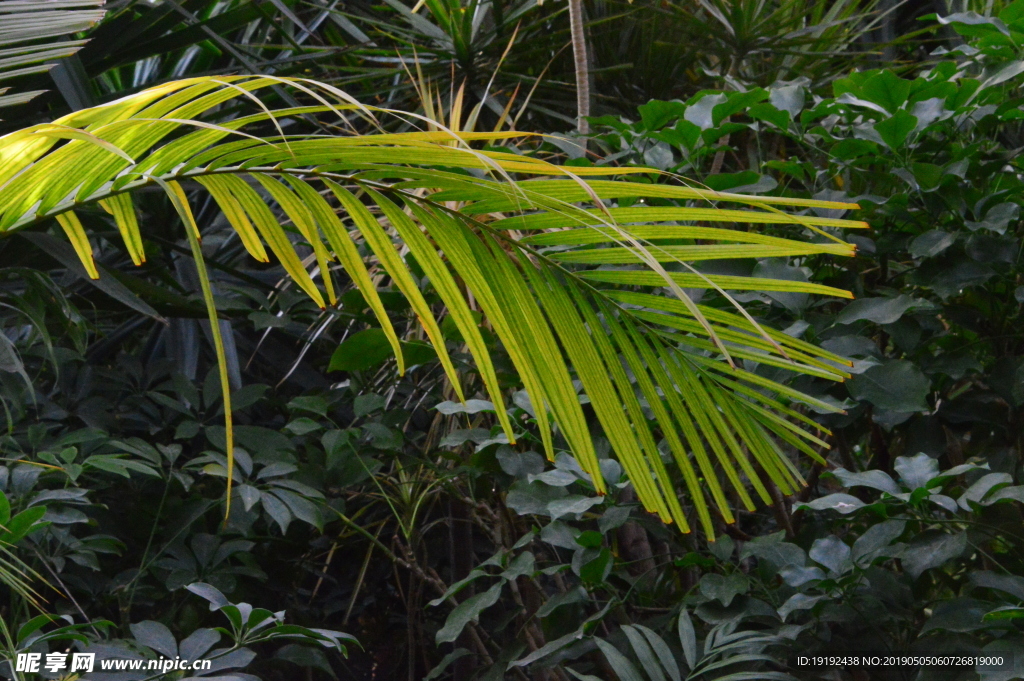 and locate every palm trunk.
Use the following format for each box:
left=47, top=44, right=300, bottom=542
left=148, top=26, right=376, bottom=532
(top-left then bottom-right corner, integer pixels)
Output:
left=568, top=0, right=590, bottom=134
